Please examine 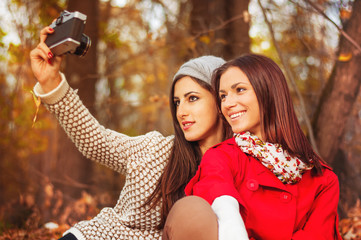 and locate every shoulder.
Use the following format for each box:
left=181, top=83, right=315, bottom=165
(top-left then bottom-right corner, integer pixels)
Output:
left=321, top=165, right=339, bottom=185
left=320, top=161, right=338, bottom=180
left=145, top=130, right=174, bottom=141
left=203, top=137, right=248, bottom=166
left=207, top=137, right=247, bottom=157
left=134, top=130, right=174, bottom=144
left=127, top=131, right=174, bottom=157
left=145, top=131, right=174, bottom=148
left=310, top=162, right=339, bottom=188
left=210, top=137, right=237, bottom=151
